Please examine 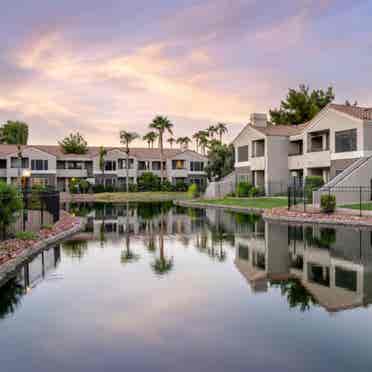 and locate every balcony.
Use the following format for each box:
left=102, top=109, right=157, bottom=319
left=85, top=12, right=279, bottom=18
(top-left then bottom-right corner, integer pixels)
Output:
left=307, top=130, right=330, bottom=153
left=250, top=157, right=265, bottom=170
left=57, top=168, right=88, bottom=178
left=288, top=155, right=305, bottom=170
left=304, top=151, right=331, bottom=168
